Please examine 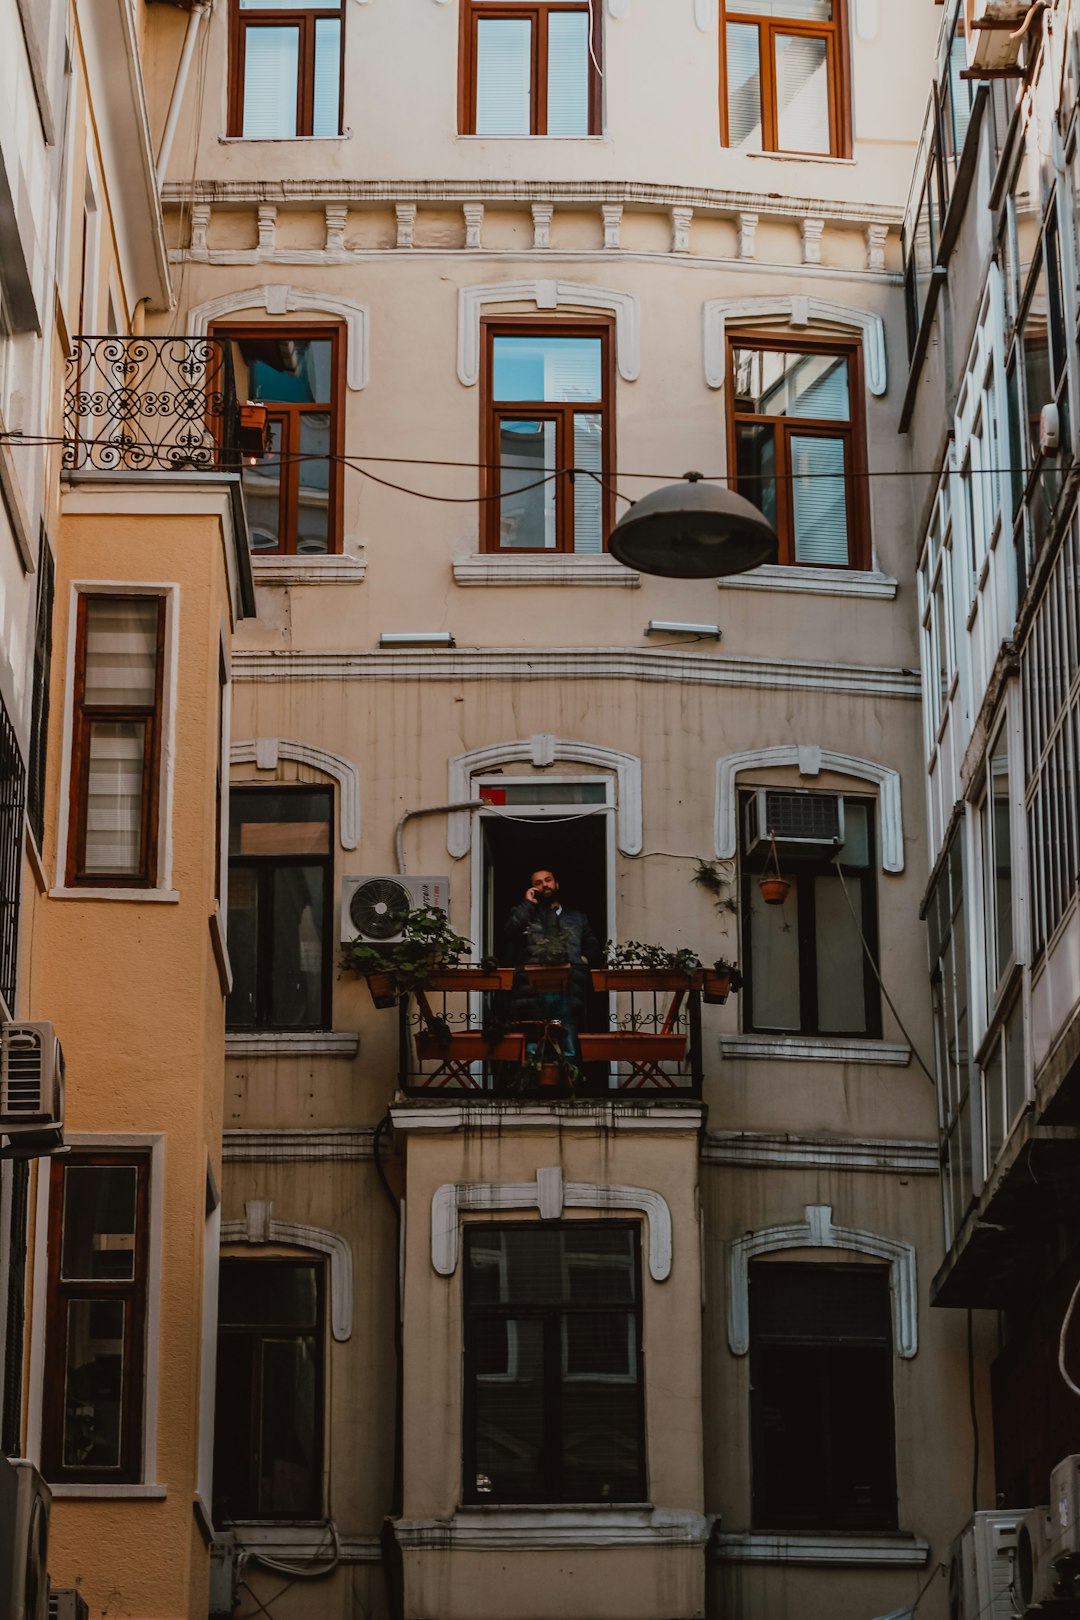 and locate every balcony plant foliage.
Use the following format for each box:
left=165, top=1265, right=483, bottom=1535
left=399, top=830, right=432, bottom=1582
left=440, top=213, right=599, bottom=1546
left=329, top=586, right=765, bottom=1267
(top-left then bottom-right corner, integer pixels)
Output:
left=341, top=905, right=495, bottom=1006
